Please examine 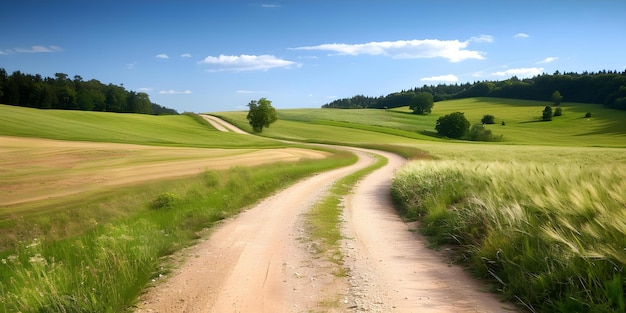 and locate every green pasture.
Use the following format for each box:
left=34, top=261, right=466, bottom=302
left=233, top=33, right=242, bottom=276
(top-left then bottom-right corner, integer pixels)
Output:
left=217, top=97, right=626, bottom=148
left=0, top=104, right=281, bottom=148
left=426, top=98, right=626, bottom=146
left=2, top=96, right=625, bottom=312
